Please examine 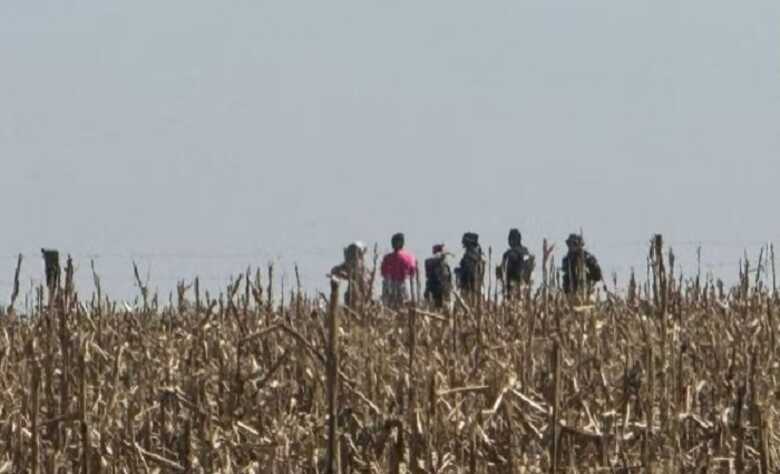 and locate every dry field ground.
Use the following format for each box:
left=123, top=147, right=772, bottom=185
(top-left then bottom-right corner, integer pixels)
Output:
left=0, top=240, right=777, bottom=472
